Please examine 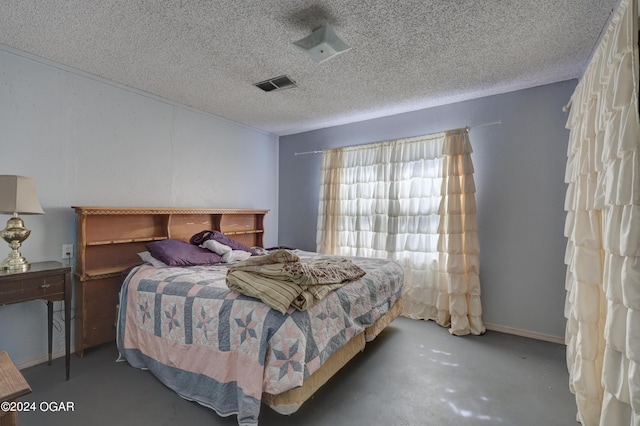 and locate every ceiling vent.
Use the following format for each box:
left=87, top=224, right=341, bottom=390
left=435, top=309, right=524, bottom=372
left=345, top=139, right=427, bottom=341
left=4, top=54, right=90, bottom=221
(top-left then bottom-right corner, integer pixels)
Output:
left=254, top=75, right=297, bottom=92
